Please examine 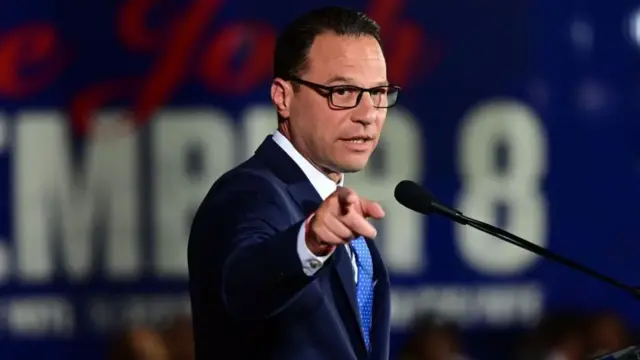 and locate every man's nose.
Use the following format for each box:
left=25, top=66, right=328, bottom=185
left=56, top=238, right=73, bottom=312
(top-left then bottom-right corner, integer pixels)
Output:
left=351, top=92, right=378, bottom=125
